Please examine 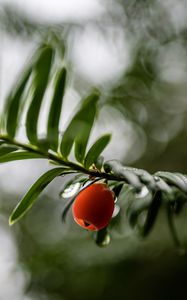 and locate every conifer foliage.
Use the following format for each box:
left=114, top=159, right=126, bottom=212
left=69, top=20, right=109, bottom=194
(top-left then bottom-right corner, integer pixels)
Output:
left=0, top=41, right=187, bottom=248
